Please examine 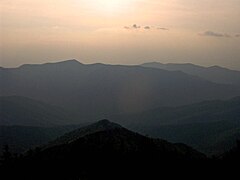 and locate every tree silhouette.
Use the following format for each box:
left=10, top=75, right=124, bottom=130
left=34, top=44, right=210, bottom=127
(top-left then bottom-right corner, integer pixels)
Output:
left=1, top=145, right=12, bottom=165
left=236, top=140, right=240, bottom=148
